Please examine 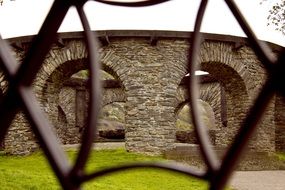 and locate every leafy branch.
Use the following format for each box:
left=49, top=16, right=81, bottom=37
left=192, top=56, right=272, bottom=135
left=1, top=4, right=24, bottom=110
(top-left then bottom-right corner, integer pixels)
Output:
left=0, top=0, right=15, bottom=6
left=262, top=0, right=285, bottom=35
